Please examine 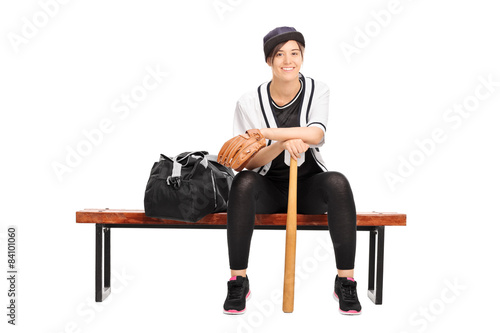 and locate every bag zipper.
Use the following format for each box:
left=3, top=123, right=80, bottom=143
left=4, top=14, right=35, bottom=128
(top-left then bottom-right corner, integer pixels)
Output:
left=210, top=170, right=217, bottom=210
